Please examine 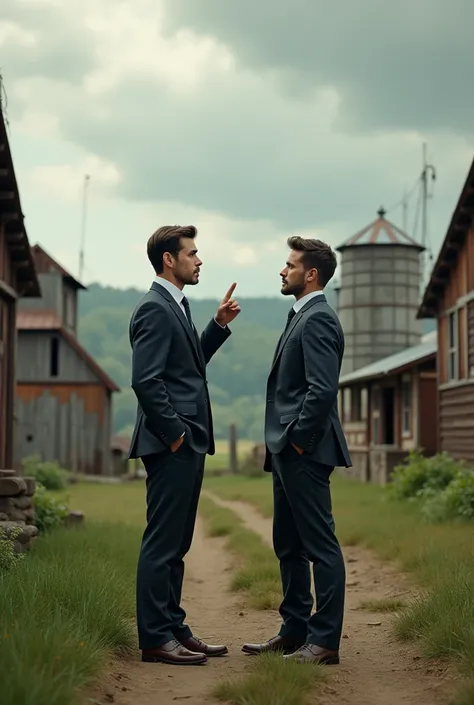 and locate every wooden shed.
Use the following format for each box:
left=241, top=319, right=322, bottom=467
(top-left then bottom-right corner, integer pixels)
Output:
left=0, top=105, right=40, bottom=470
left=15, top=248, right=120, bottom=475
left=418, top=157, right=474, bottom=464
left=338, top=332, right=437, bottom=483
